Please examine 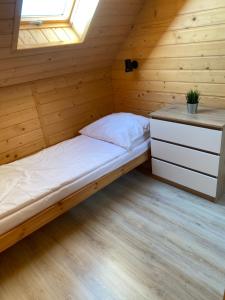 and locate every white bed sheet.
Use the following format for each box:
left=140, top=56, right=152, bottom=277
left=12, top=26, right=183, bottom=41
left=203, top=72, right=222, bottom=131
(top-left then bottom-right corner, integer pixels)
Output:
left=0, top=136, right=150, bottom=235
